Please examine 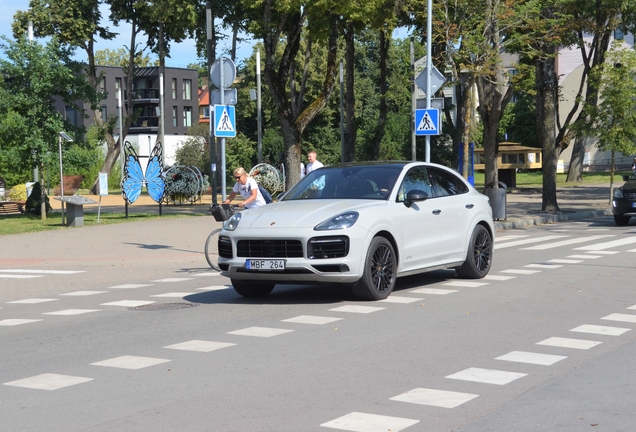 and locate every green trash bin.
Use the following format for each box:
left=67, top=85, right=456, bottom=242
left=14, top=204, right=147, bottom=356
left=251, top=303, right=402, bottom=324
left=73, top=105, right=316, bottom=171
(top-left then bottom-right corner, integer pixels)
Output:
left=483, top=181, right=507, bottom=220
